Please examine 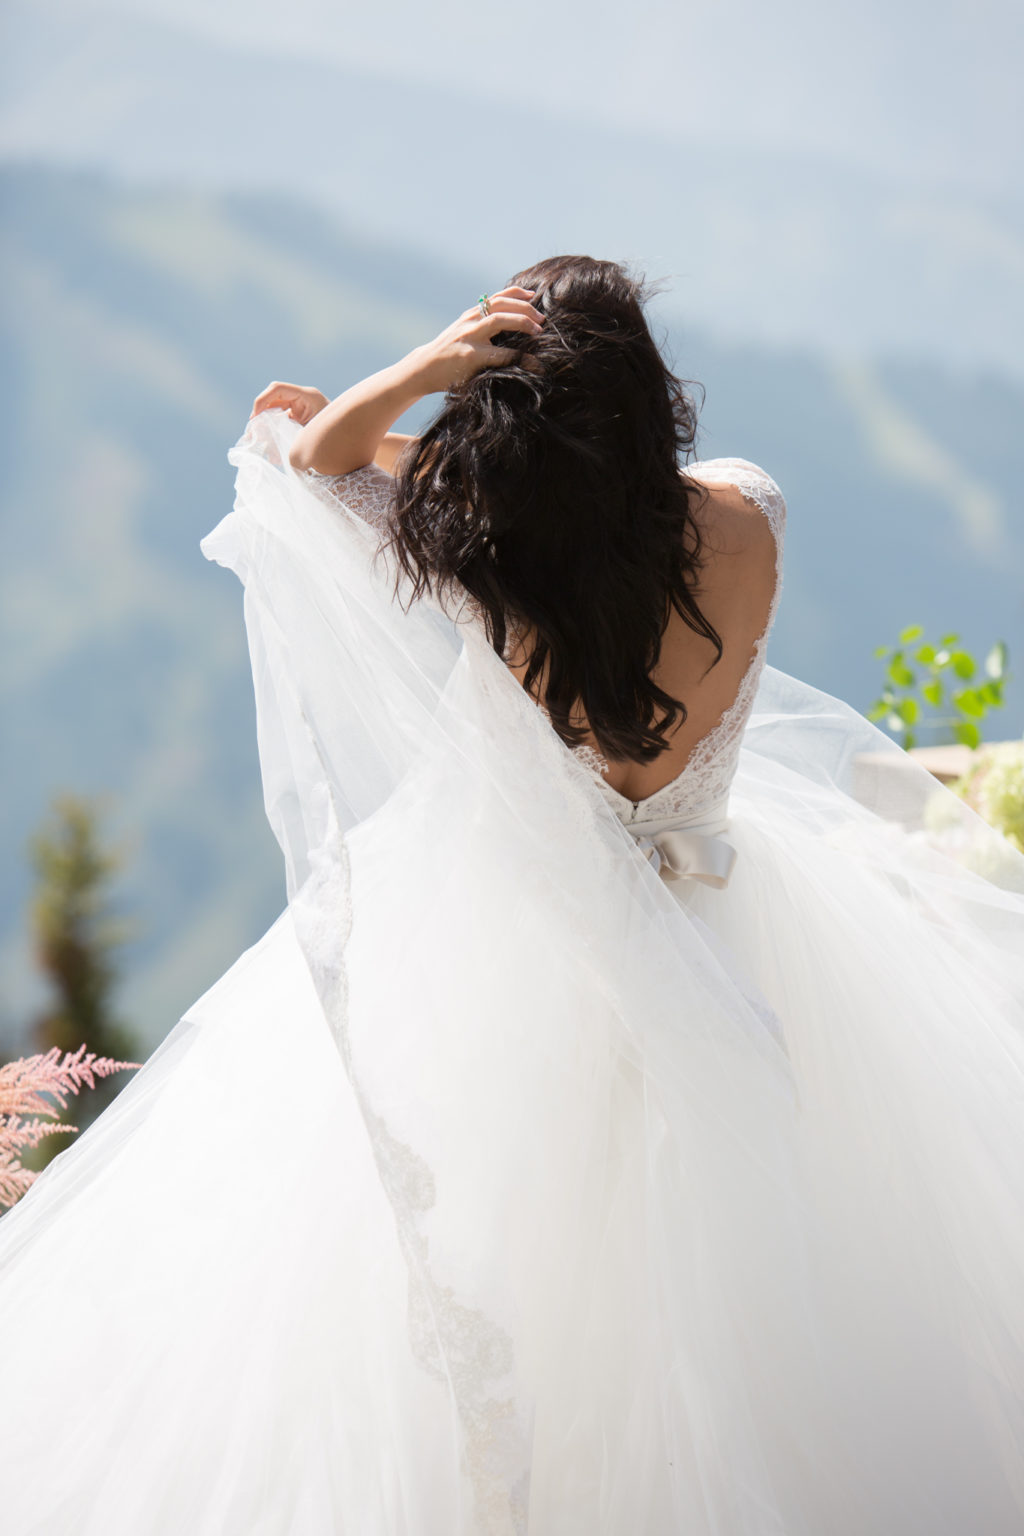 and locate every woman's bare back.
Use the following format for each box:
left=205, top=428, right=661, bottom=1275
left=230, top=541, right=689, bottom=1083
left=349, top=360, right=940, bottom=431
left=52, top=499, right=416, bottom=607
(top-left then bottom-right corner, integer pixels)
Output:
left=504, top=468, right=782, bottom=804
